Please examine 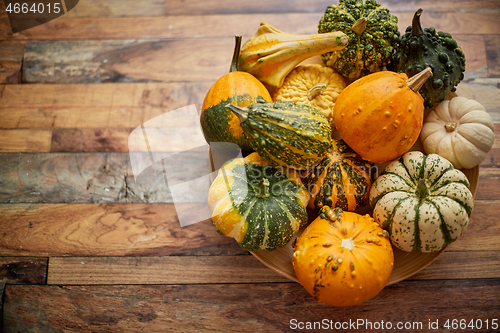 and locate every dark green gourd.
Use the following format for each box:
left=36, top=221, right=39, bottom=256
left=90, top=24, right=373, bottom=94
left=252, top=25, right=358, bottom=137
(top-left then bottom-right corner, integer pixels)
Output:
left=226, top=99, right=333, bottom=170
left=388, top=8, right=466, bottom=108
